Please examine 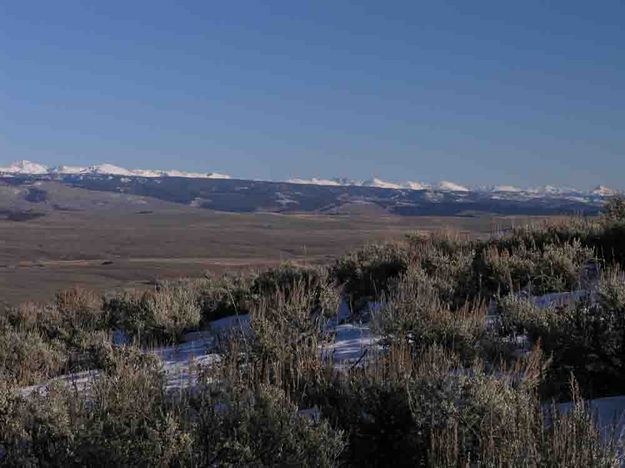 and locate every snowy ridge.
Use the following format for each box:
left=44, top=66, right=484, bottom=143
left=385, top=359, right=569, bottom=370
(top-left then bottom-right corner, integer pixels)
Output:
left=0, top=160, right=49, bottom=175
left=287, top=176, right=618, bottom=198
left=0, top=160, right=621, bottom=199
left=288, top=177, right=344, bottom=187
left=288, top=177, right=458, bottom=192
left=0, top=160, right=231, bottom=180
left=435, top=180, right=469, bottom=192
left=592, top=185, right=619, bottom=197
